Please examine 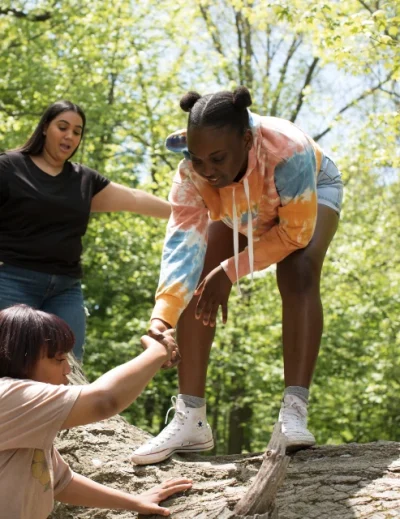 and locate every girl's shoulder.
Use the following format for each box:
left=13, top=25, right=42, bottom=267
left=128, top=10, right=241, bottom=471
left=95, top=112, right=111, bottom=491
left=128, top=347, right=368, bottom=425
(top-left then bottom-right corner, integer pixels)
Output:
left=0, top=377, right=76, bottom=406
left=0, top=152, right=28, bottom=180
left=68, top=161, right=103, bottom=178
left=255, top=116, right=314, bottom=163
left=0, top=376, right=33, bottom=399
left=258, top=116, right=308, bottom=140
left=0, top=150, right=25, bottom=166
left=67, top=160, right=88, bottom=174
